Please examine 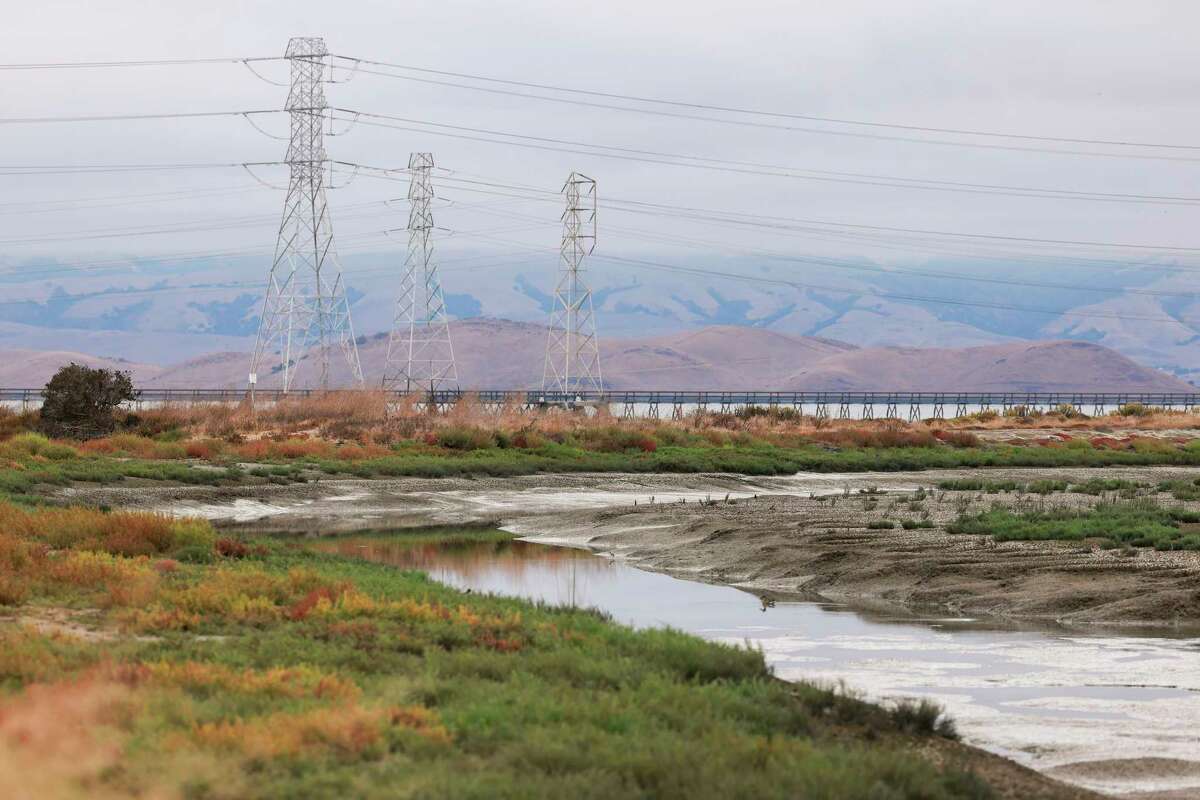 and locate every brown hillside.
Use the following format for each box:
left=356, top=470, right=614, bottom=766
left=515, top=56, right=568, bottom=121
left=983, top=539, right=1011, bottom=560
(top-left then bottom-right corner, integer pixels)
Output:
left=138, top=321, right=1191, bottom=392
